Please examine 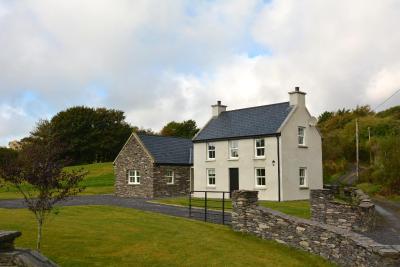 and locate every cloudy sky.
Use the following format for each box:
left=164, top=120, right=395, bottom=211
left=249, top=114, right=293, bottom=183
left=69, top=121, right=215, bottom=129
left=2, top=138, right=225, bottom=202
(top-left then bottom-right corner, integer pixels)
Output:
left=1, top=0, right=400, bottom=146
